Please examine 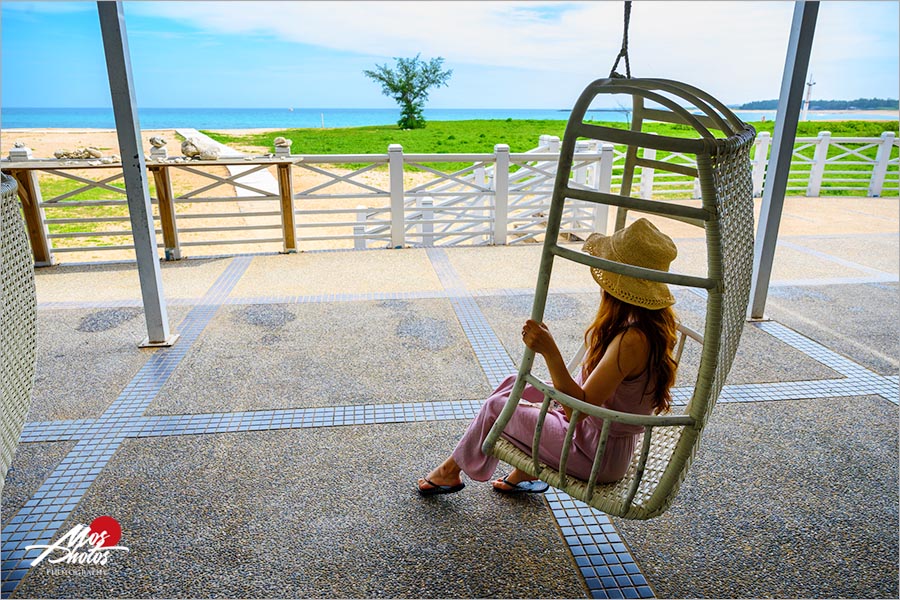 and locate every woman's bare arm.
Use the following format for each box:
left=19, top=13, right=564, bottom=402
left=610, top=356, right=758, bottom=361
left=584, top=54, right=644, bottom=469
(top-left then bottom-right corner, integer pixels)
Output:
left=523, top=320, right=650, bottom=420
